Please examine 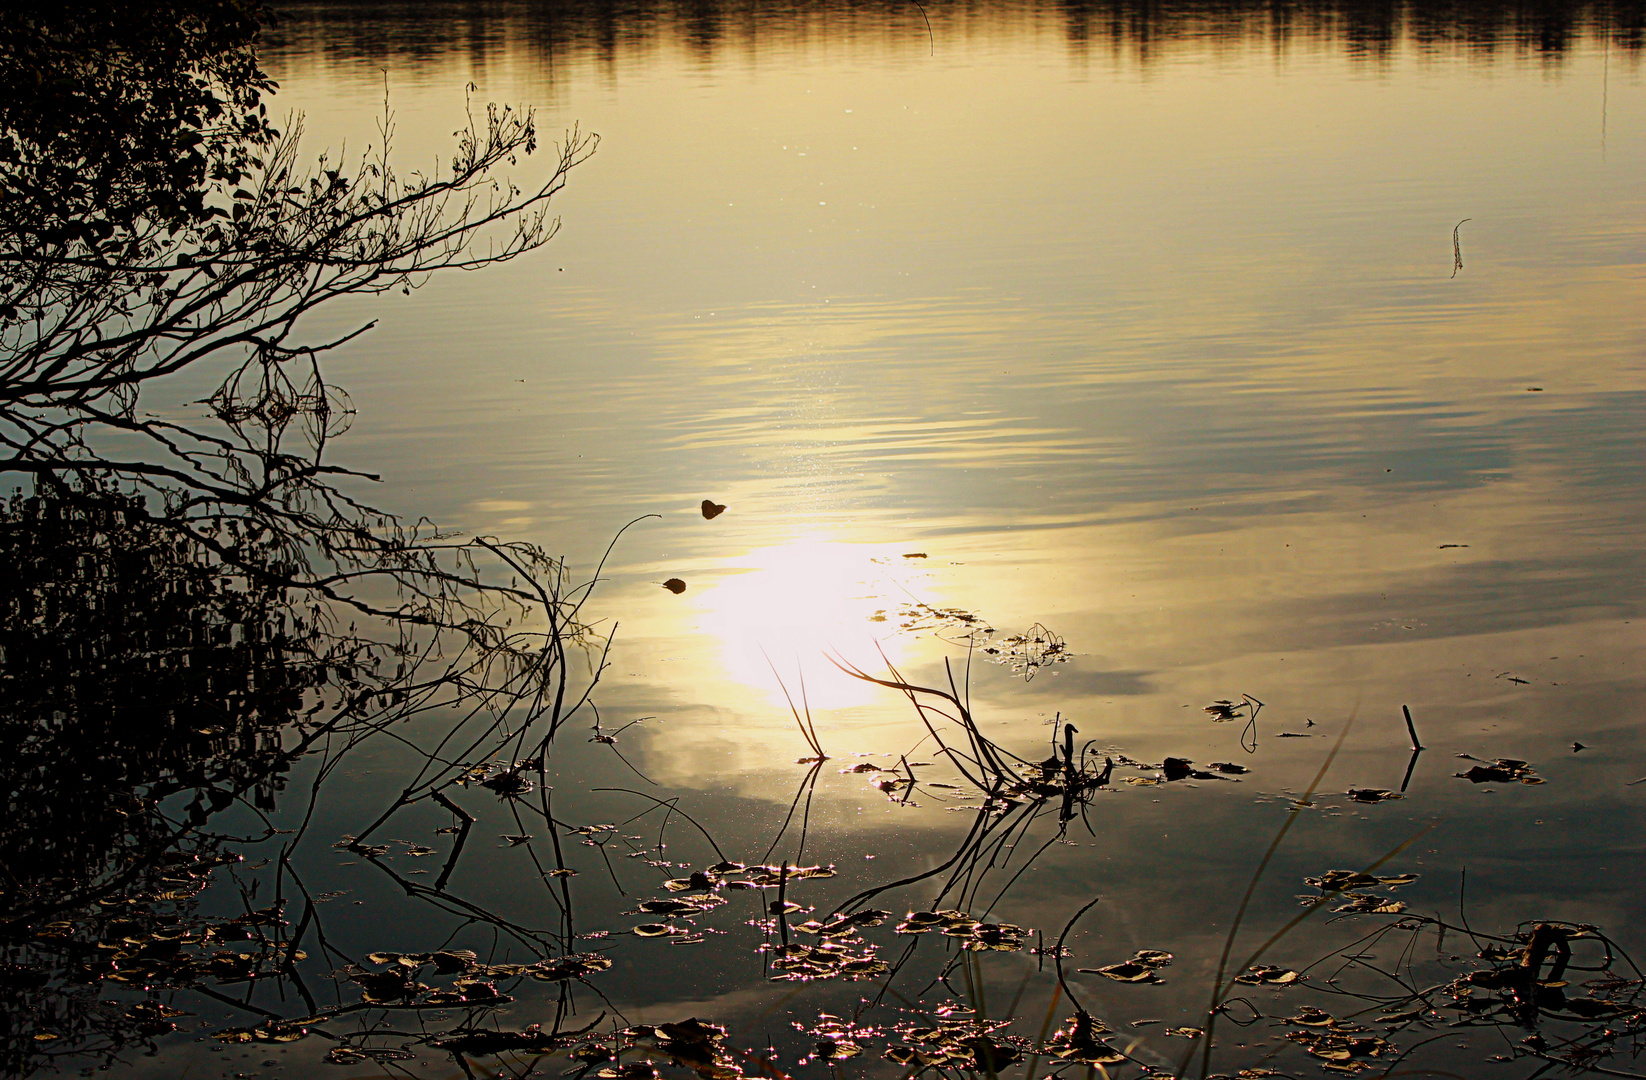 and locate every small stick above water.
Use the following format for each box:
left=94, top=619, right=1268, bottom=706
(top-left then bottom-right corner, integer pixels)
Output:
left=1402, top=704, right=1425, bottom=751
